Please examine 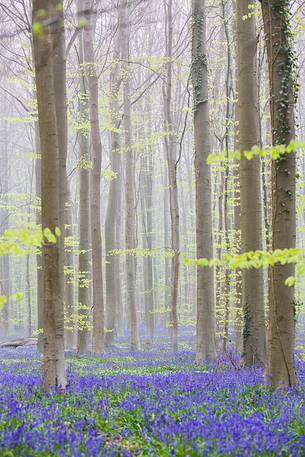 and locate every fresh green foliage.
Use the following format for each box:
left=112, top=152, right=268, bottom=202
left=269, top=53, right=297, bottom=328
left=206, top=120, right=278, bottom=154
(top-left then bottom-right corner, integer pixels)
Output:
left=207, top=141, right=305, bottom=164
left=184, top=248, right=304, bottom=286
